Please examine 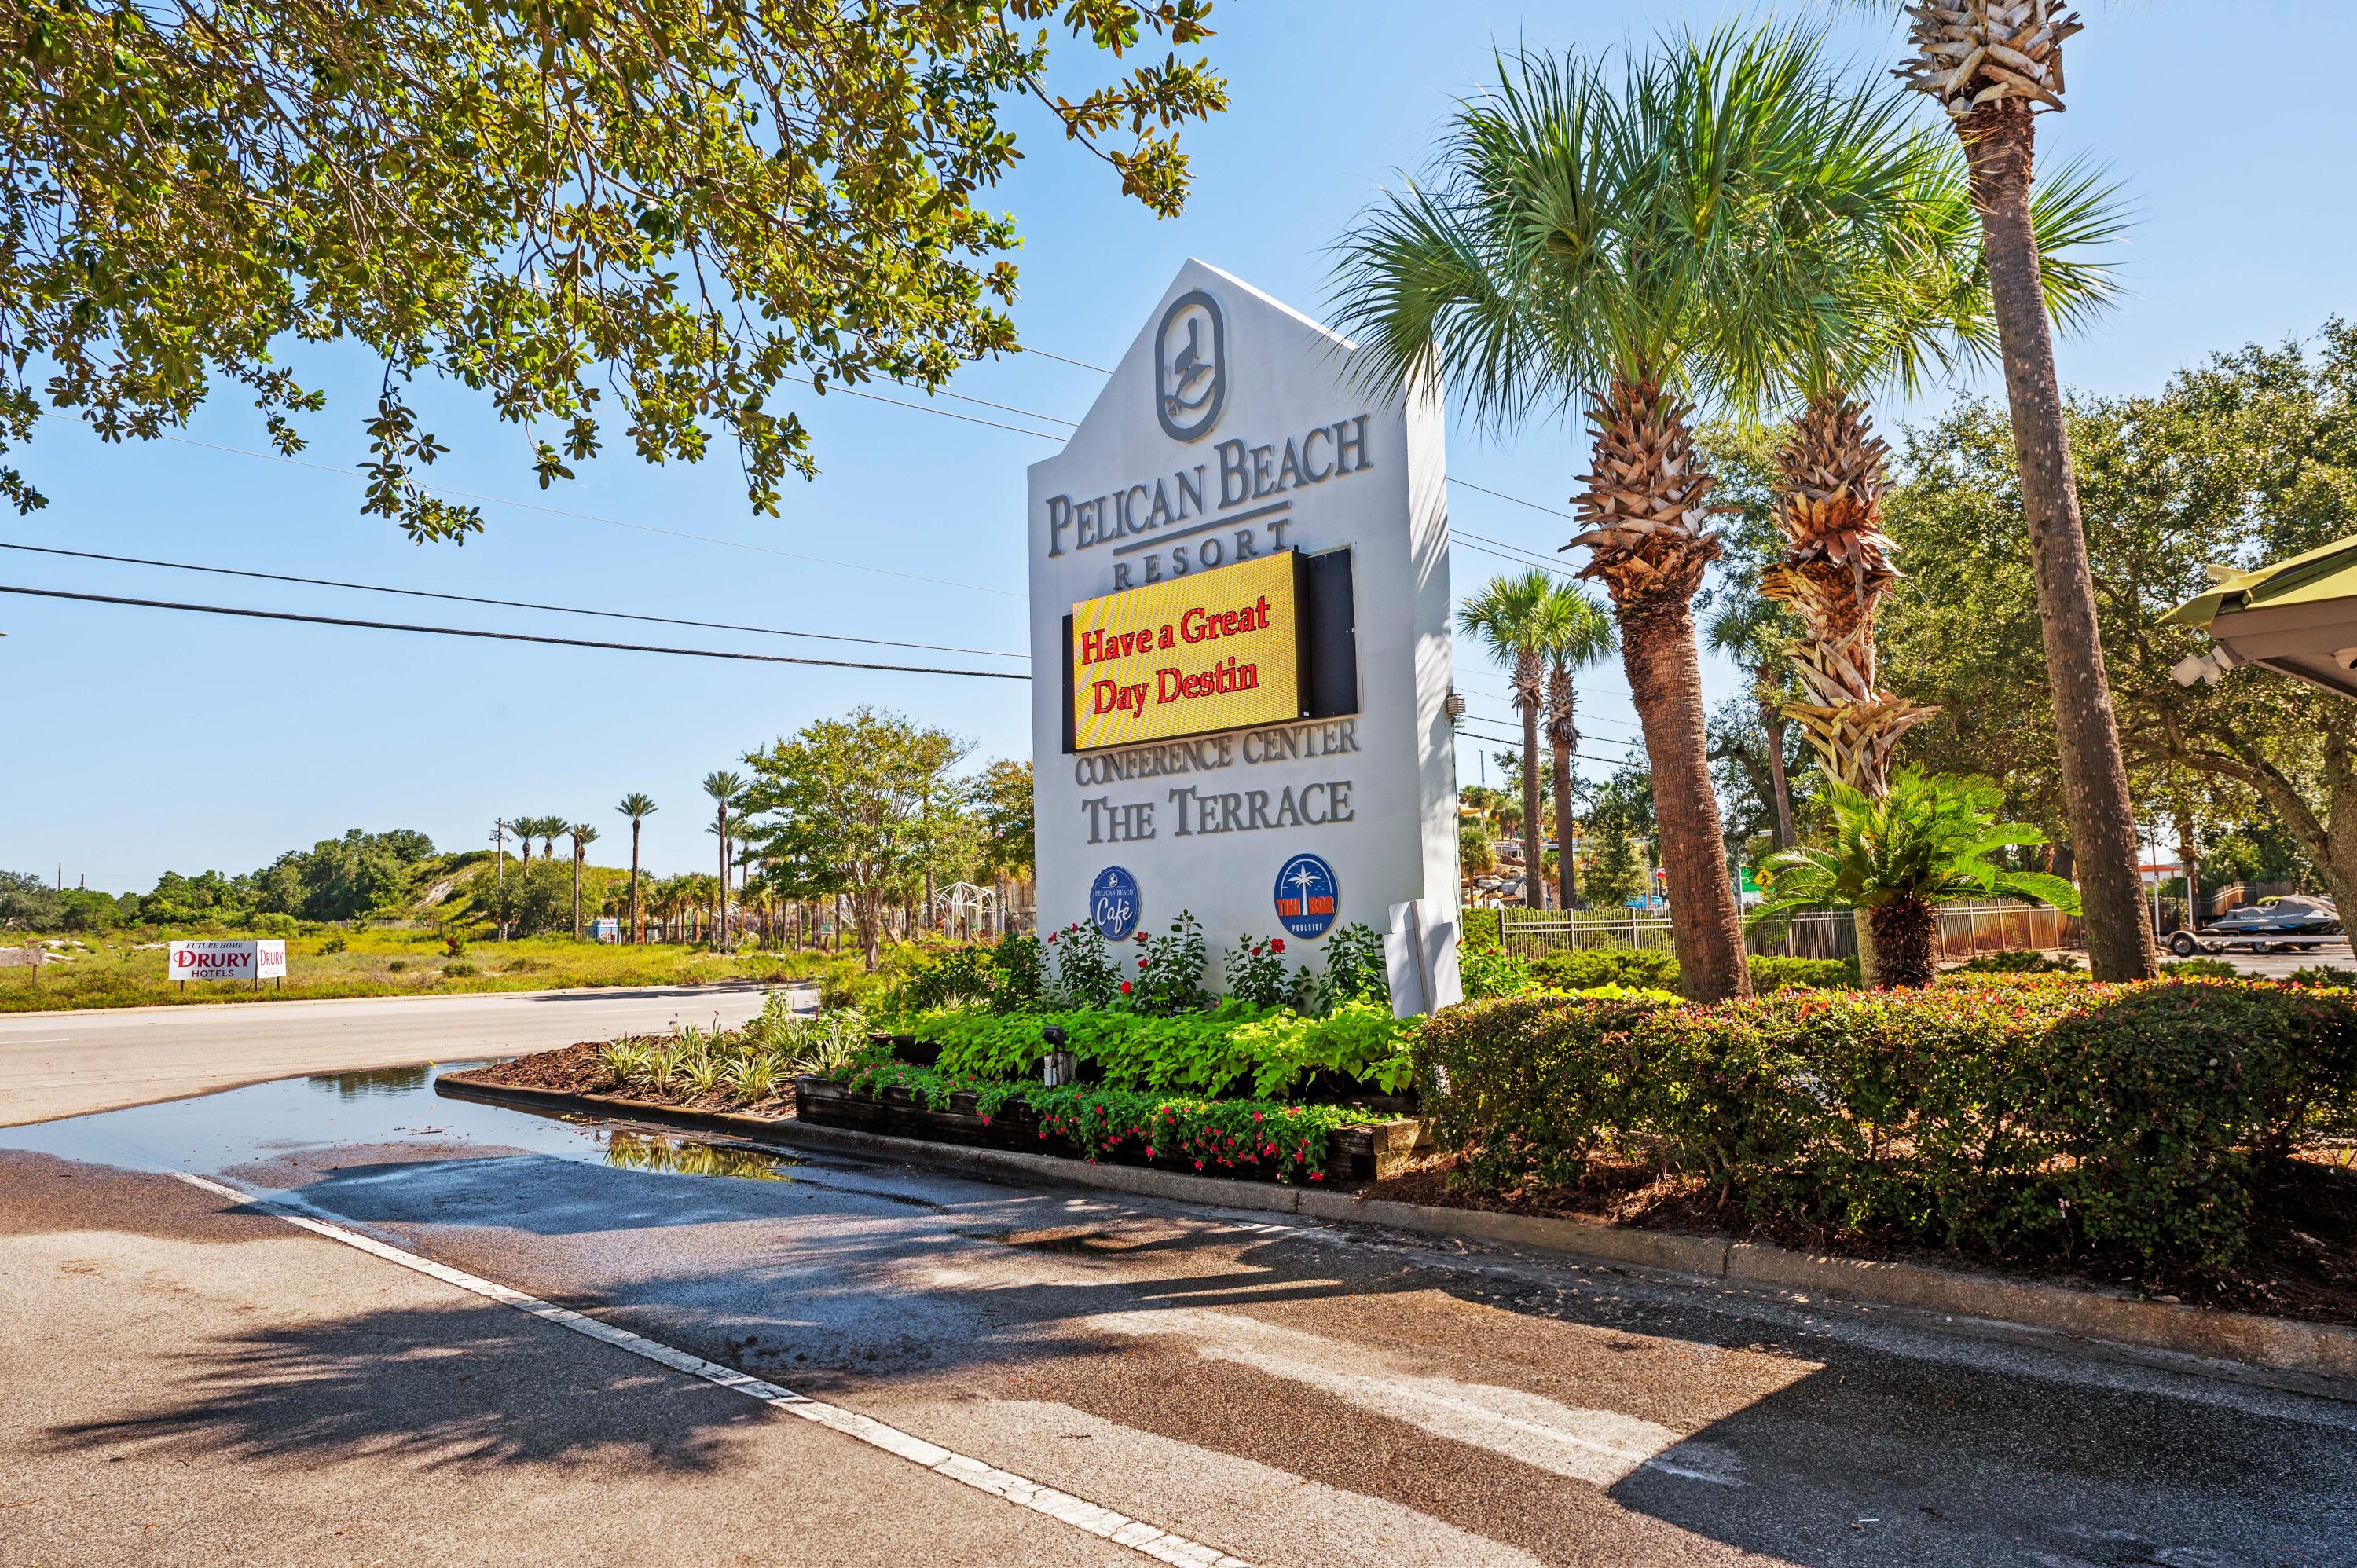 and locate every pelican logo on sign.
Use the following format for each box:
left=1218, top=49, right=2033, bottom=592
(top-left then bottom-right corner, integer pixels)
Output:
left=1273, top=853, right=1340, bottom=940
left=1154, top=288, right=1226, bottom=442
left=1091, top=865, right=1142, bottom=940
